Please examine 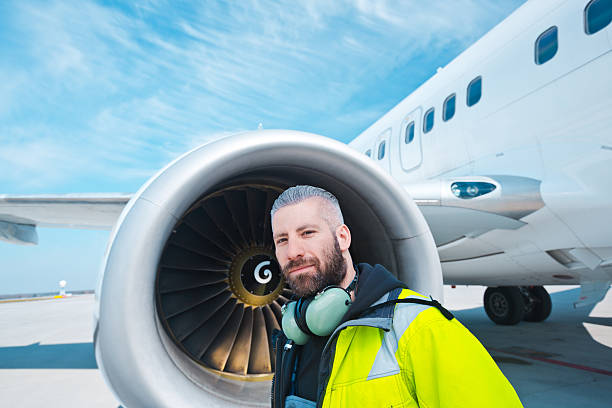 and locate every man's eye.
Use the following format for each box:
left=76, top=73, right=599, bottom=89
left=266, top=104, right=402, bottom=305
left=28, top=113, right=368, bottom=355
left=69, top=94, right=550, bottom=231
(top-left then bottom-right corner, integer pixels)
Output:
left=276, top=238, right=287, bottom=244
left=303, top=230, right=315, bottom=236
